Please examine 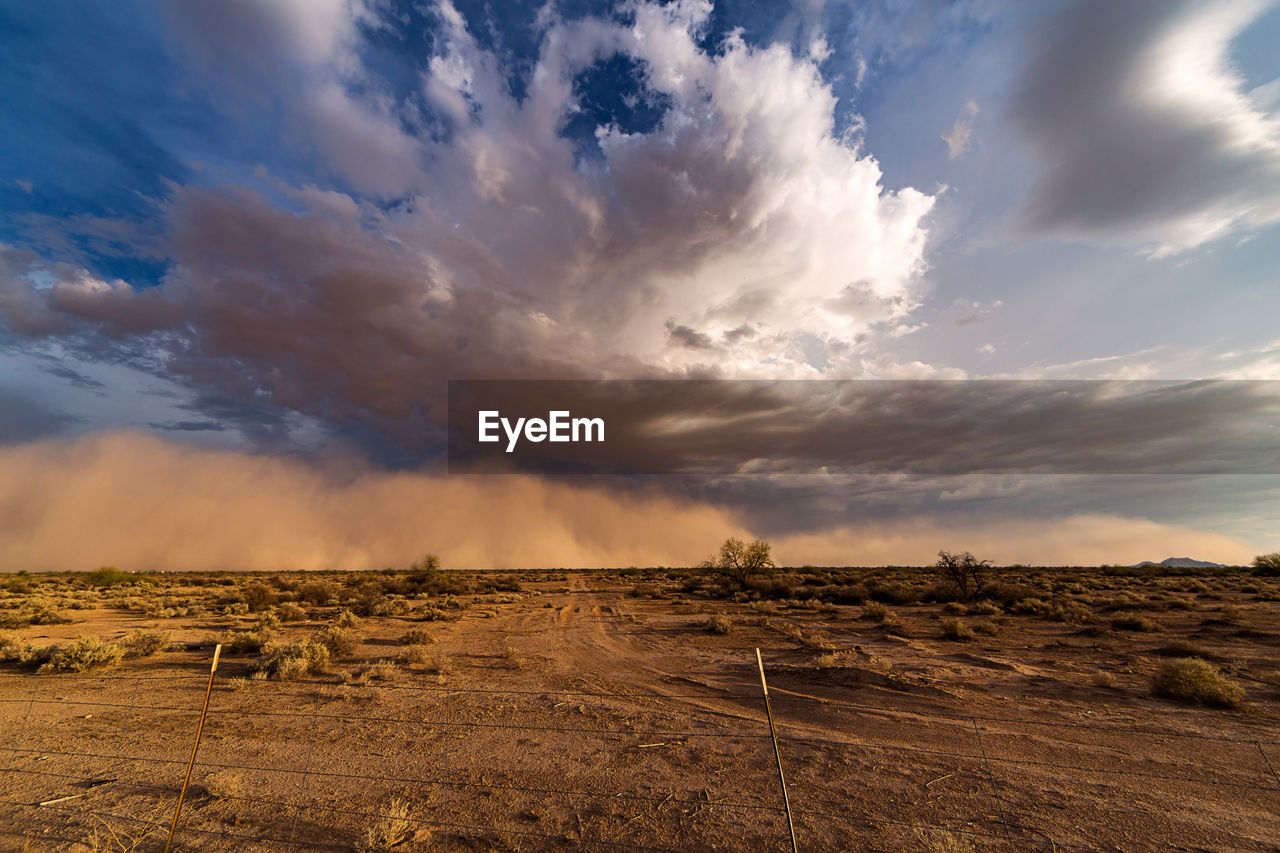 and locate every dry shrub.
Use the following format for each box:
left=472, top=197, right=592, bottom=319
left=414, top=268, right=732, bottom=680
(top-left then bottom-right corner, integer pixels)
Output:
left=0, top=633, right=41, bottom=666
left=398, top=628, right=434, bottom=646
left=1092, top=669, right=1119, bottom=689
left=357, top=797, right=415, bottom=851
left=703, top=614, right=734, bottom=634
left=355, top=660, right=400, bottom=683
left=296, top=581, right=340, bottom=606
left=122, top=630, right=170, bottom=658
left=225, top=627, right=275, bottom=654
left=862, top=601, right=891, bottom=622
left=38, top=636, right=125, bottom=673
left=939, top=618, right=974, bottom=641
left=1112, top=612, right=1162, bottom=632
left=0, top=601, right=72, bottom=629
left=276, top=602, right=307, bottom=622
left=396, top=644, right=432, bottom=666
left=1152, top=658, right=1243, bottom=708
left=335, top=609, right=361, bottom=628
left=259, top=639, right=330, bottom=679
left=315, top=625, right=359, bottom=657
